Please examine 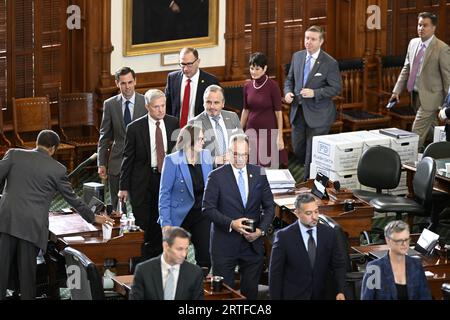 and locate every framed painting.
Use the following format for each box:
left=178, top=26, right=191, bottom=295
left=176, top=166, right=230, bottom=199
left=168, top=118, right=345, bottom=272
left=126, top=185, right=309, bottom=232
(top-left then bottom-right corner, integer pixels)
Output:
left=123, top=0, right=219, bottom=56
